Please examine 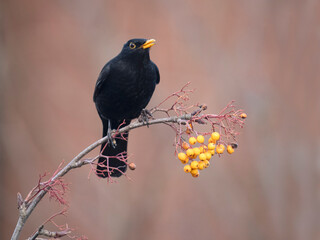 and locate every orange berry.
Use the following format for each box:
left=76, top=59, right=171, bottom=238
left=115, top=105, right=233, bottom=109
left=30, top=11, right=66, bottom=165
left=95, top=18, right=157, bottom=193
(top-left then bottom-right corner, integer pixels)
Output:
left=216, top=144, right=225, bottom=154
left=128, top=162, right=136, bottom=170
left=181, top=158, right=189, bottom=164
left=184, top=165, right=192, bottom=173
left=211, top=132, right=220, bottom=141
left=196, top=135, right=205, bottom=144
left=189, top=137, right=197, bottom=145
left=209, top=150, right=215, bottom=155
left=186, top=148, right=195, bottom=157
left=227, top=145, right=235, bottom=154
left=203, top=160, right=210, bottom=168
left=190, top=160, right=199, bottom=169
left=191, top=169, right=199, bottom=177
left=208, top=138, right=215, bottom=143
left=199, top=153, right=206, bottom=161
left=178, top=152, right=187, bottom=161
left=240, top=113, right=247, bottom=119
left=182, top=142, right=190, bottom=150
left=208, top=143, right=216, bottom=150
left=198, top=161, right=205, bottom=170
left=205, top=152, right=212, bottom=160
